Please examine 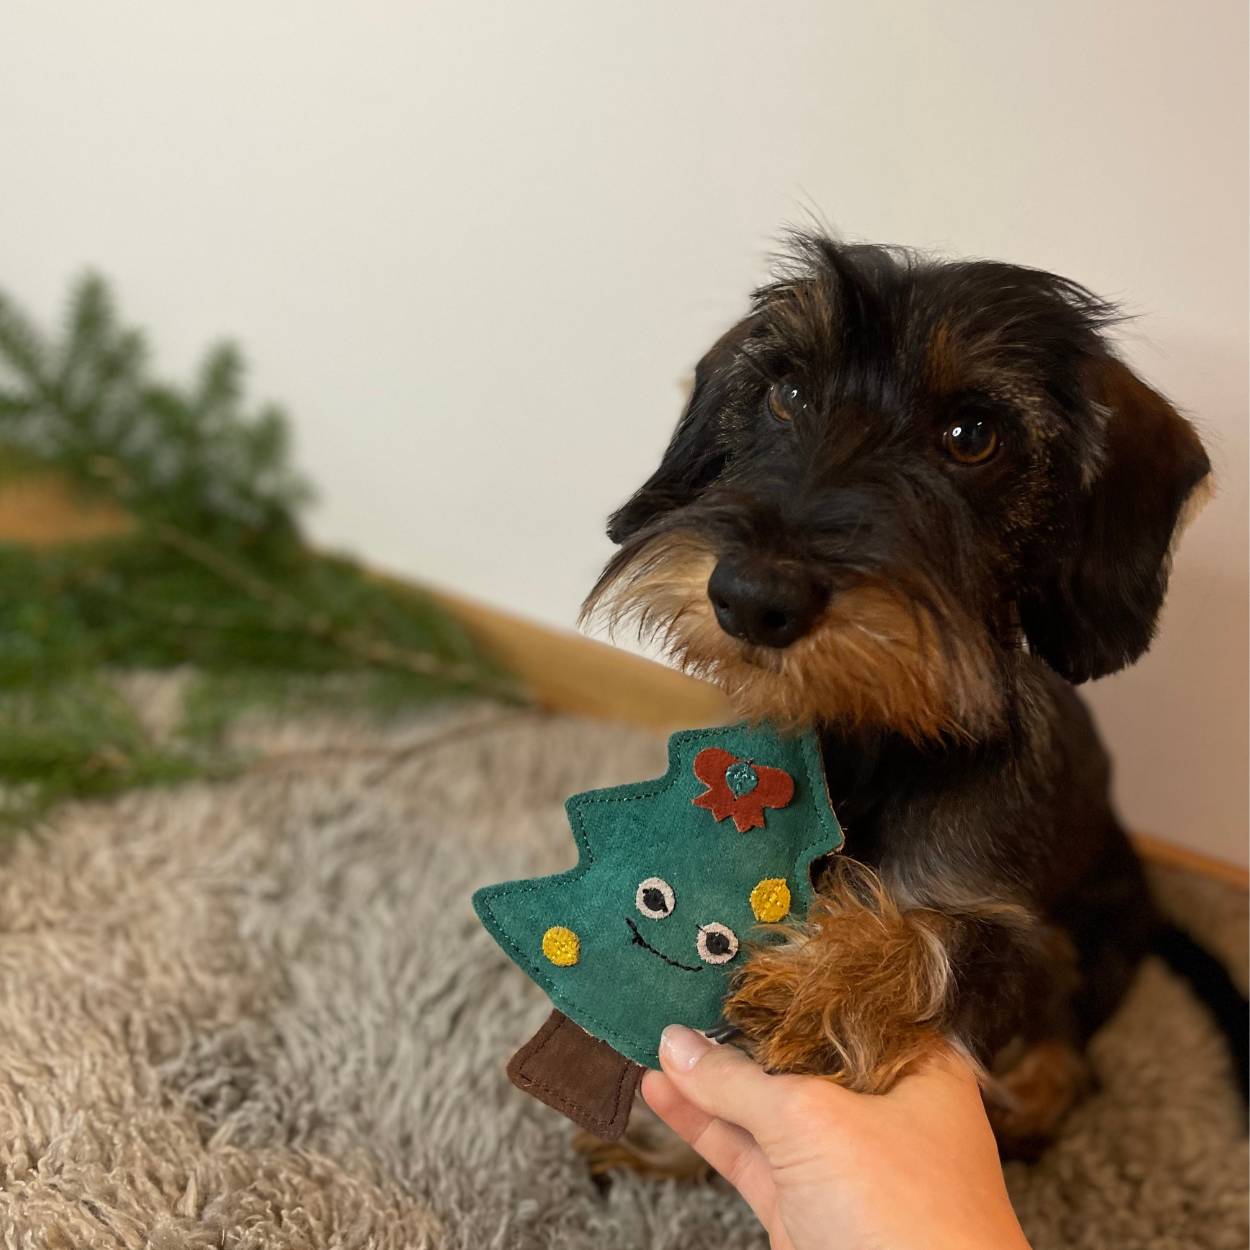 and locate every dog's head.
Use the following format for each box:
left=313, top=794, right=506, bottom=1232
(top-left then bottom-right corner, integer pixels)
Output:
left=583, top=234, right=1209, bottom=740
